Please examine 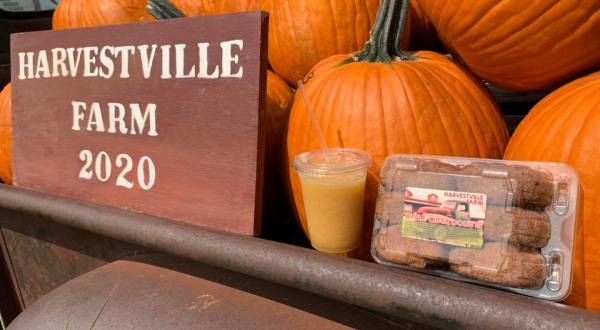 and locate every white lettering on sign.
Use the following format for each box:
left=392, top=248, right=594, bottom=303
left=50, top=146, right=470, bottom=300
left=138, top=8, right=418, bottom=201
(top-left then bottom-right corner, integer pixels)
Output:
left=34, top=50, right=51, bottom=78
left=82, top=46, right=99, bottom=77
left=220, top=40, right=243, bottom=78
left=99, top=46, right=116, bottom=79
left=71, top=101, right=86, bottom=131
left=17, top=40, right=245, bottom=80
left=71, top=101, right=158, bottom=136
left=87, top=102, right=105, bottom=132
left=175, top=44, right=196, bottom=78
left=51, top=48, right=68, bottom=77
left=72, top=100, right=159, bottom=191
left=107, top=103, right=127, bottom=134
left=18, top=52, right=34, bottom=80
left=114, top=46, right=135, bottom=79
left=78, top=150, right=156, bottom=191
left=198, top=42, right=219, bottom=79
left=115, top=154, right=134, bottom=189
left=138, top=44, right=157, bottom=79
left=66, top=48, right=83, bottom=78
